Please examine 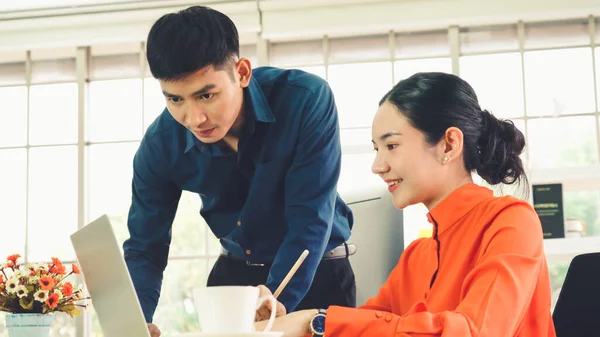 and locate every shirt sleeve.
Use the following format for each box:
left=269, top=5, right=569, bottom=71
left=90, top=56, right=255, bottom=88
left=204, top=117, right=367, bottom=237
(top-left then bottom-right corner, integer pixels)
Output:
left=325, top=203, right=546, bottom=337
left=122, top=135, right=182, bottom=323
left=264, top=80, right=342, bottom=312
